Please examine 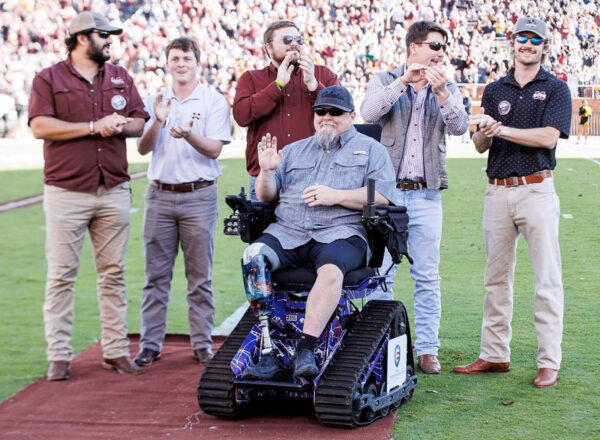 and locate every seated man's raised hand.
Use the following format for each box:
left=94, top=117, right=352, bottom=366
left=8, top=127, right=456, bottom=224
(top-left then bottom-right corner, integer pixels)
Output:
left=257, top=133, right=282, bottom=171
